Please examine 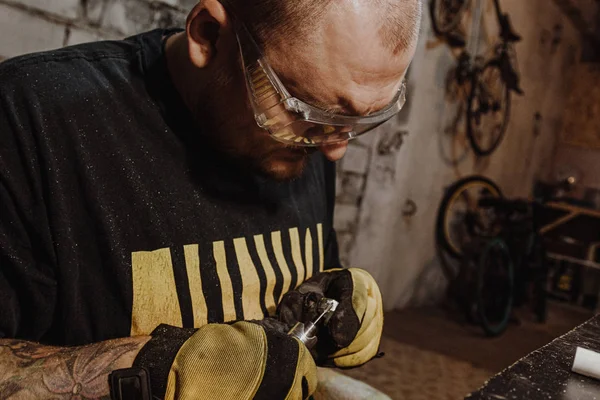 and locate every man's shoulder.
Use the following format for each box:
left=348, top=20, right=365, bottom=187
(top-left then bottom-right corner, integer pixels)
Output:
left=1, top=39, right=129, bottom=79
left=0, top=30, right=163, bottom=96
